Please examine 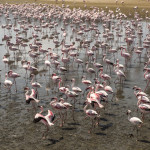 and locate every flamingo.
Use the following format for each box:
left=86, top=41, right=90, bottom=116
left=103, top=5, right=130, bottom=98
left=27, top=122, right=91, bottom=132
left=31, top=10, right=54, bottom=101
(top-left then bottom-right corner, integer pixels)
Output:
left=22, top=61, right=28, bottom=77
left=99, top=67, right=111, bottom=84
left=30, top=74, right=42, bottom=89
left=114, top=64, right=126, bottom=84
left=82, top=76, right=92, bottom=86
left=8, top=70, right=20, bottom=91
left=71, top=78, right=82, bottom=93
left=103, top=81, right=114, bottom=99
left=52, top=73, right=61, bottom=91
left=2, top=55, right=9, bottom=68
left=85, top=61, right=96, bottom=75
left=27, top=61, right=38, bottom=74
left=138, top=103, right=150, bottom=120
left=84, top=102, right=100, bottom=133
left=59, top=98, right=72, bottom=123
left=24, top=87, right=40, bottom=108
left=50, top=97, right=66, bottom=127
left=86, top=86, right=104, bottom=110
left=4, top=73, right=13, bottom=91
left=103, top=54, right=114, bottom=73
left=143, top=68, right=150, bottom=91
left=93, top=57, right=103, bottom=77
left=30, top=74, right=42, bottom=98
left=127, top=110, right=143, bottom=140
left=44, top=53, right=51, bottom=72
left=33, top=106, right=55, bottom=139
left=120, top=47, right=131, bottom=65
